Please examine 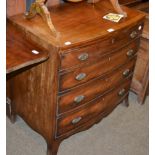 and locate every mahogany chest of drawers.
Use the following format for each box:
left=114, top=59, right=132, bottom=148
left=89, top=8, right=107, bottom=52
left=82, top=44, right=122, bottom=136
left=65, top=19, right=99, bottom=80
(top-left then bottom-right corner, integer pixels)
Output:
left=7, top=1, right=145, bottom=155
